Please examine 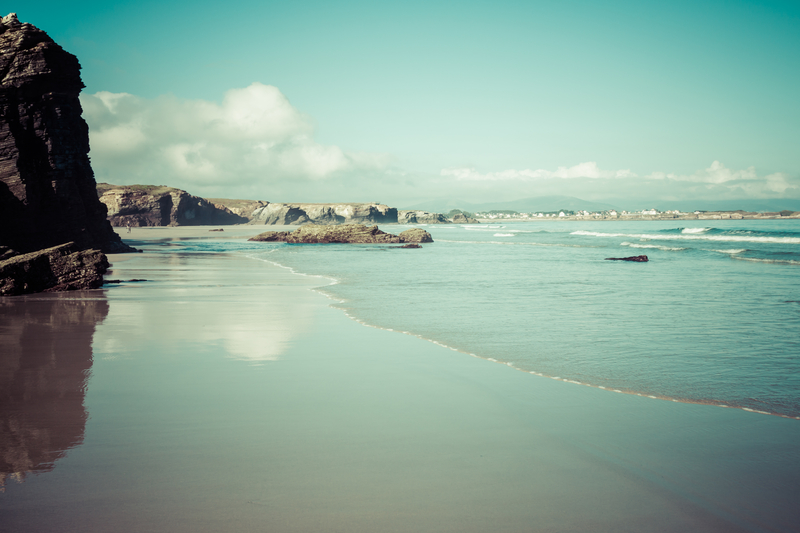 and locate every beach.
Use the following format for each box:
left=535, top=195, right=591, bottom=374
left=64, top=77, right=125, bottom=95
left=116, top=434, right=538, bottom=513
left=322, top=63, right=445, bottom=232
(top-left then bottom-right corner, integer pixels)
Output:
left=1, top=226, right=799, bottom=533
